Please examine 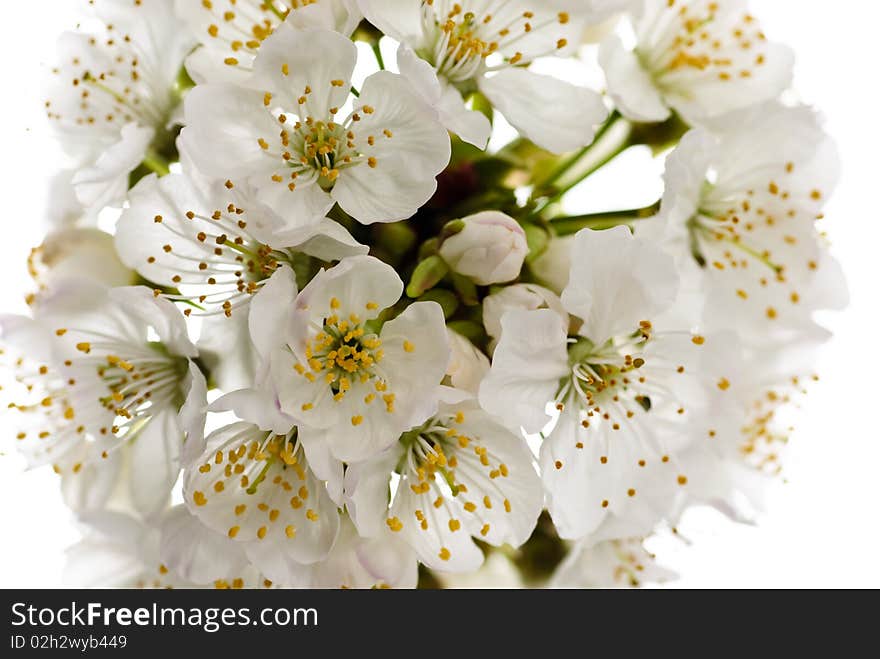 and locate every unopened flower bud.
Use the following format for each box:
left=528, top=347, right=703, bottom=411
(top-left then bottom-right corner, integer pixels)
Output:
left=438, top=212, right=528, bottom=286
